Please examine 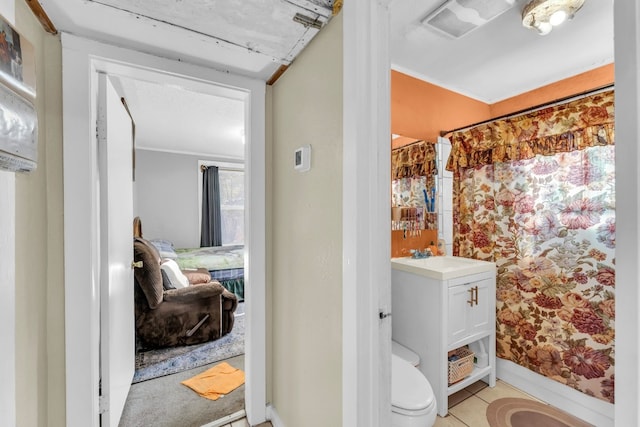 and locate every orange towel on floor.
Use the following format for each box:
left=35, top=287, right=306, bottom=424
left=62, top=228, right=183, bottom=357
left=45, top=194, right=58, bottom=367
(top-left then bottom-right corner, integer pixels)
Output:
left=181, top=362, right=245, bottom=400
